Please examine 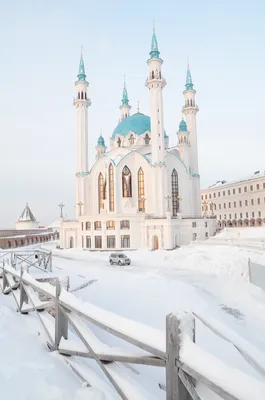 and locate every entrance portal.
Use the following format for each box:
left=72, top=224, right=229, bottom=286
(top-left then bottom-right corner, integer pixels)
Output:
left=152, top=235, right=159, bottom=250
left=69, top=237, right=74, bottom=248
